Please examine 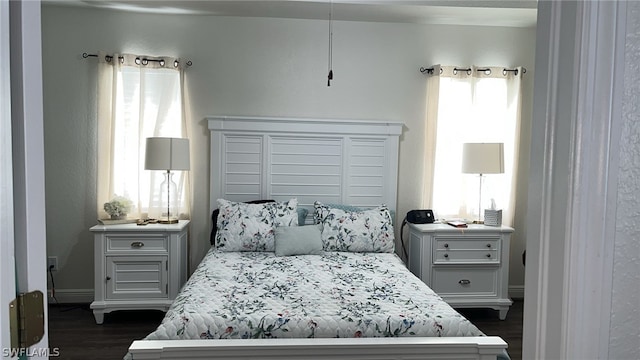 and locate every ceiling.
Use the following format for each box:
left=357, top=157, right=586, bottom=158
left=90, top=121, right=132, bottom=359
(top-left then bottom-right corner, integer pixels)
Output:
left=43, top=0, right=538, bottom=27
